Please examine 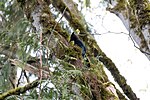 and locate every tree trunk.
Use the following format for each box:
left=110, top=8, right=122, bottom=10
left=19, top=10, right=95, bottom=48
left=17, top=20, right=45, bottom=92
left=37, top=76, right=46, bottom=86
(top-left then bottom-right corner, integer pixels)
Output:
left=107, top=0, right=150, bottom=60
left=0, top=0, right=142, bottom=99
